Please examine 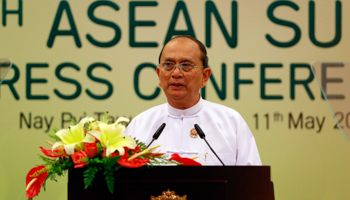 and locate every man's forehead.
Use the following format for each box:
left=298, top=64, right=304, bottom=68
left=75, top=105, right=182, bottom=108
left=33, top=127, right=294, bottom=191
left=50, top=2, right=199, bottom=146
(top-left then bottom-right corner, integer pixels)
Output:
left=162, top=38, right=201, bottom=58
left=165, top=37, right=199, bottom=48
